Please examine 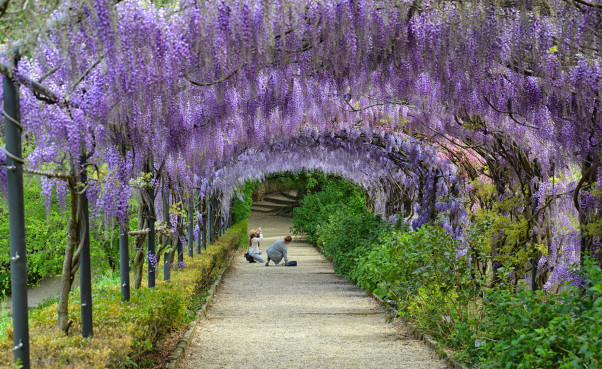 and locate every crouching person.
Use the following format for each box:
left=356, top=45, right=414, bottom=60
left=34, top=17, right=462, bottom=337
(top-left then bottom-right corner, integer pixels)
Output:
left=248, top=227, right=266, bottom=263
left=265, top=235, right=292, bottom=266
